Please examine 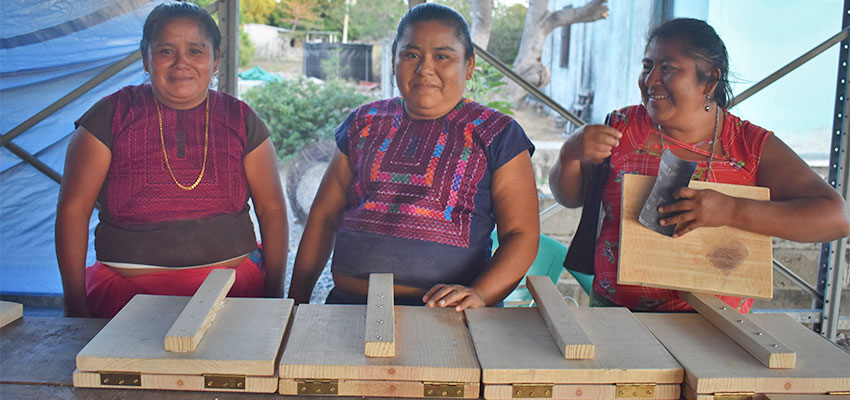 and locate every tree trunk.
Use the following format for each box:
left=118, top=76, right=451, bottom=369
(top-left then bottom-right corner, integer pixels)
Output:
left=469, top=0, right=494, bottom=49
left=504, top=0, right=608, bottom=104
